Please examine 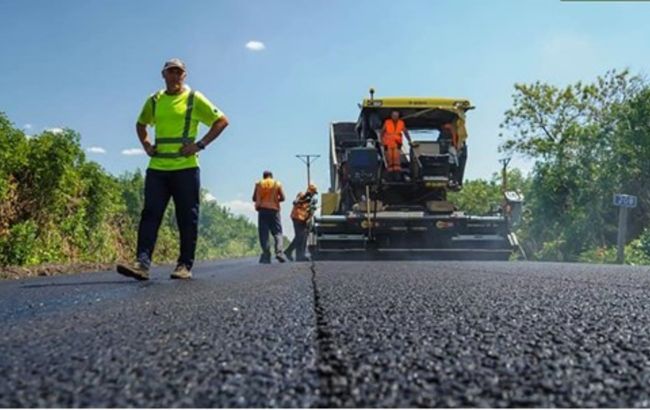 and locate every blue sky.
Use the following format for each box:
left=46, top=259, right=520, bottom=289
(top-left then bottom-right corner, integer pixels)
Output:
left=1, top=0, right=649, bottom=226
